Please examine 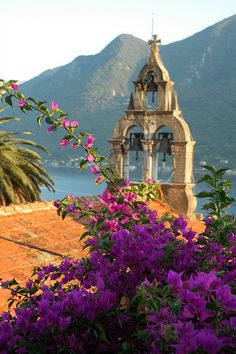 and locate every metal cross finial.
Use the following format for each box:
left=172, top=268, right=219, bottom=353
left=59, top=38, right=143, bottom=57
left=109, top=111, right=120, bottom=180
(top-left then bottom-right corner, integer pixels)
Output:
left=148, top=34, right=161, bottom=49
